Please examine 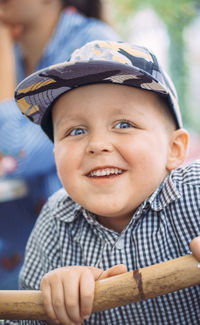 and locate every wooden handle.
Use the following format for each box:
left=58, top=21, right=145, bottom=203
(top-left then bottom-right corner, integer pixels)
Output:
left=0, top=254, right=200, bottom=320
